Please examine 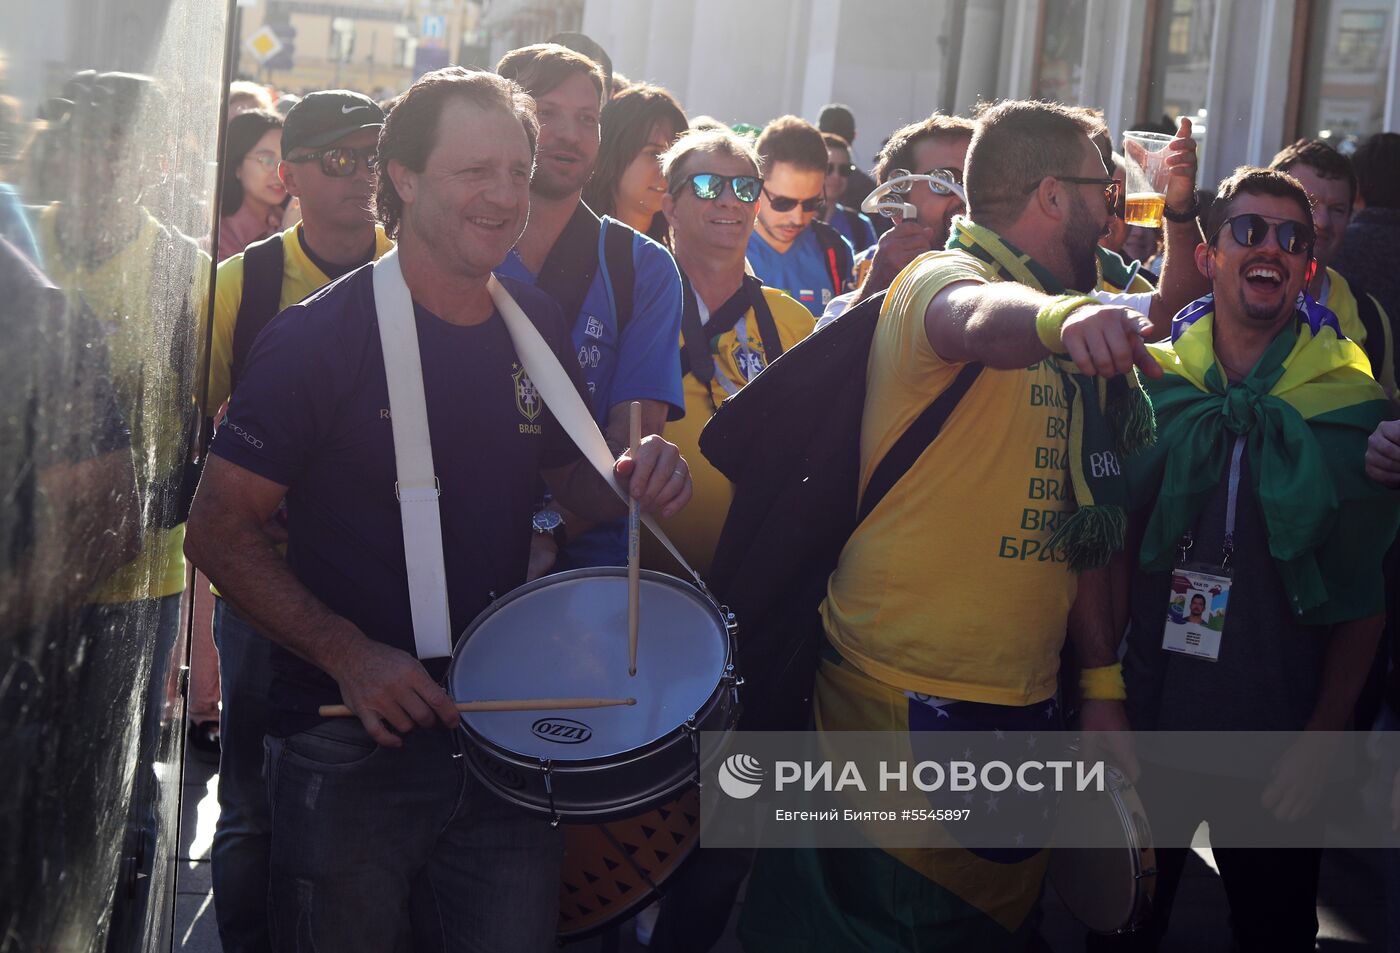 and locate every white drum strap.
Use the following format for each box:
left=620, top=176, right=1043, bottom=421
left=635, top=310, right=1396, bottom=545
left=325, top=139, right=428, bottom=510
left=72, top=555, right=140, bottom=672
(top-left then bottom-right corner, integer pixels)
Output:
left=487, top=275, right=703, bottom=587
left=372, top=248, right=452, bottom=660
